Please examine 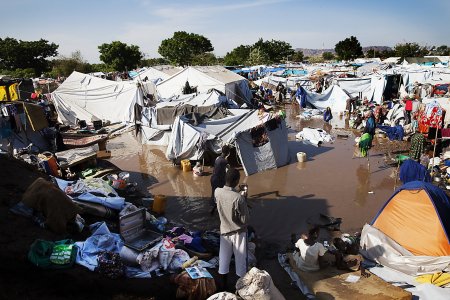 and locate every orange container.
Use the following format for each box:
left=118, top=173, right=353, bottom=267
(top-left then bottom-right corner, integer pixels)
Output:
left=181, top=159, right=191, bottom=172
left=153, top=195, right=167, bottom=214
